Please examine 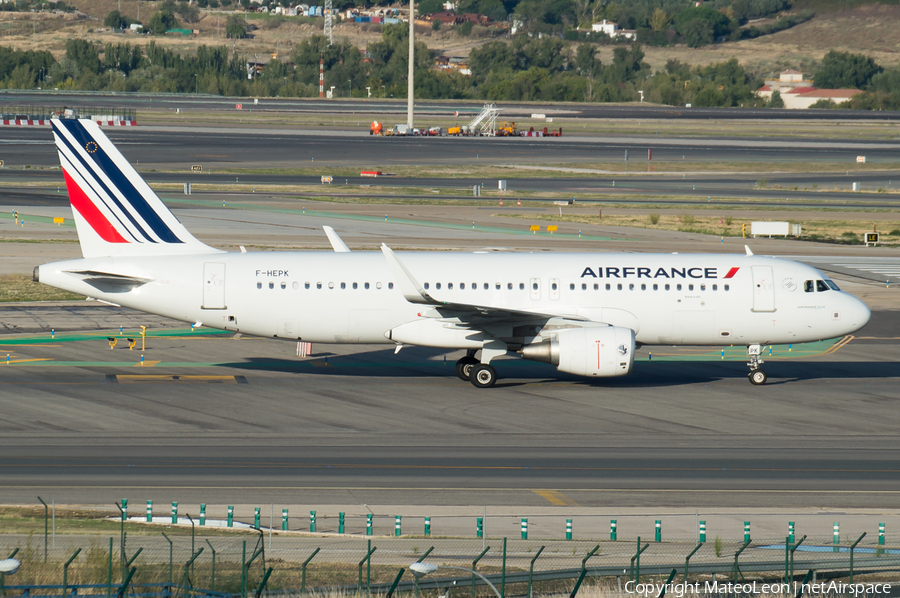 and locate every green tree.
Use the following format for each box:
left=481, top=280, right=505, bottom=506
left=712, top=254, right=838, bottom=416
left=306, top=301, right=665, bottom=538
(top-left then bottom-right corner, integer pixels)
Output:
left=65, top=39, right=101, bottom=74
left=650, top=7, right=668, bottom=32
left=432, top=19, right=442, bottom=31
left=456, top=21, right=473, bottom=36
left=225, top=15, right=247, bottom=38
left=149, top=10, right=176, bottom=34
left=768, top=89, right=784, bottom=108
left=814, top=50, right=882, bottom=89
left=680, top=17, right=713, bottom=47
left=104, top=10, right=126, bottom=29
